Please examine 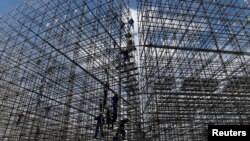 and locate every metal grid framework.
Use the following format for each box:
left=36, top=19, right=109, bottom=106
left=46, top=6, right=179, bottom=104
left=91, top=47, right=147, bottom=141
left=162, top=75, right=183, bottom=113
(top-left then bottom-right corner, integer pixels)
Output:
left=0, top=0, right=249, bottom=141
left=138, top=0, right=250, bottom=140
left=0, top=0, right=141, bottom=140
